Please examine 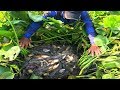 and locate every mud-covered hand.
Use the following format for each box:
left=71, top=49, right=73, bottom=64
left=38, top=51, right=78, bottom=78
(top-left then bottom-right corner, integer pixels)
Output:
left=19, top=37, right=31, bottom=48
left=88, top=44, right=101, bottom=56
